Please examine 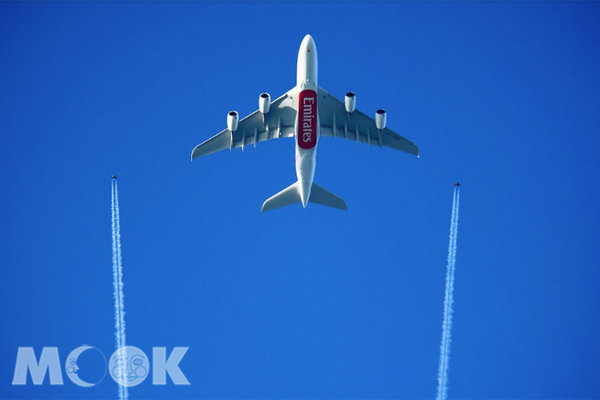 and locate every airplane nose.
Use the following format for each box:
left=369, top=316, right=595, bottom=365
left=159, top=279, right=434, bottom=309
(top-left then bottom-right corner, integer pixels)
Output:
left=302, top=34, right=315, bottom=51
